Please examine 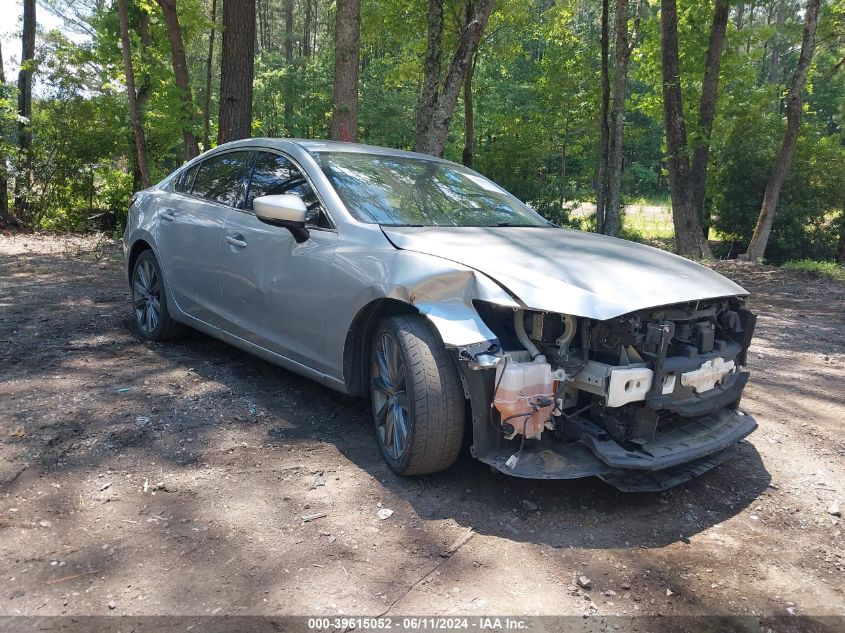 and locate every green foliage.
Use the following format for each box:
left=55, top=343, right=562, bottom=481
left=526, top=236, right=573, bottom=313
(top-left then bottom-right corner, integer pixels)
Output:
left=782, top=259, right=845, bottom=281
left=455, top=0, right=602, bottom=217
left=27, top=92, right=131, bottom=230
left=709, top=87, right=845, bottom=264
left=0, top=68, right=16, bottom=181
left=253, top=51, right=334, bottom=138
left=0, top=0, right=842, bottom=266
